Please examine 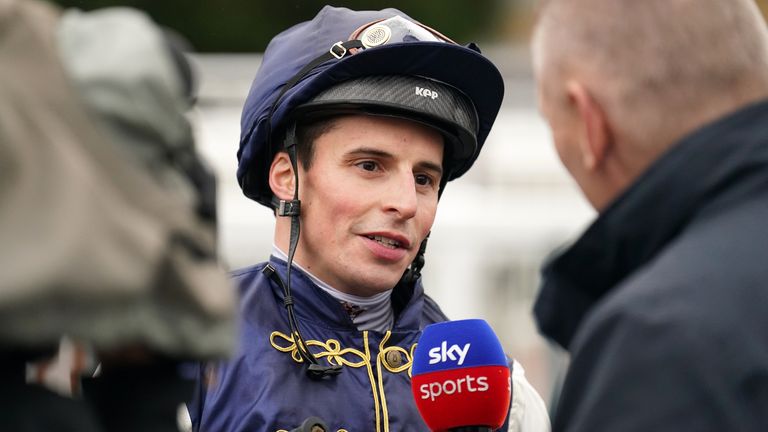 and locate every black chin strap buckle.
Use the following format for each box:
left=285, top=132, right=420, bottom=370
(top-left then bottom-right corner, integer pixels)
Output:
left=306, top=363, right=343, bottom=380
left=277, top=199, right=301, bottom=217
